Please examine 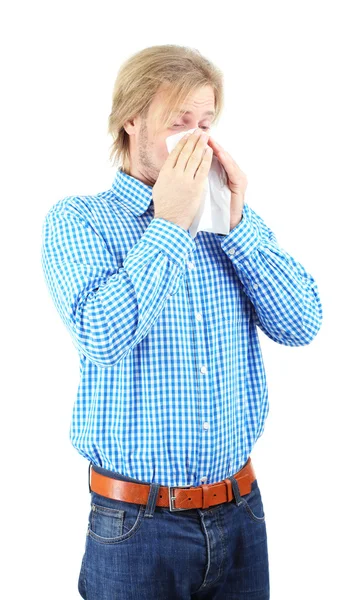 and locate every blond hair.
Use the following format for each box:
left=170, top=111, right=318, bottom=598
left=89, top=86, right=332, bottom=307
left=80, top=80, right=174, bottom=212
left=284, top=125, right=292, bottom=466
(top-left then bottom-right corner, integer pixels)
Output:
left=108, top=45, right=224, bottom=173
